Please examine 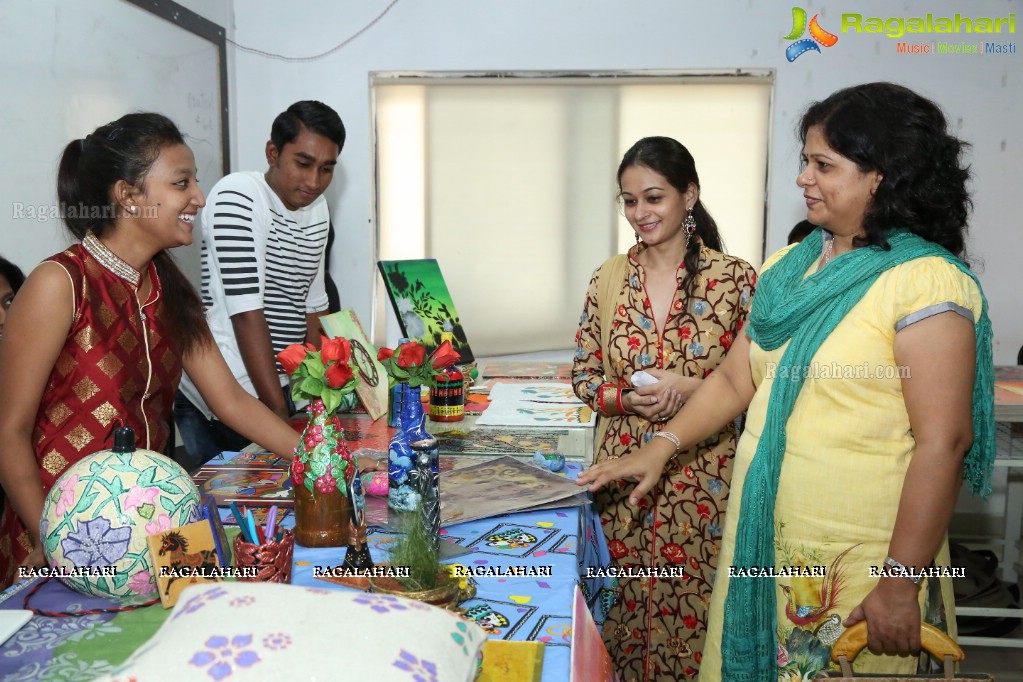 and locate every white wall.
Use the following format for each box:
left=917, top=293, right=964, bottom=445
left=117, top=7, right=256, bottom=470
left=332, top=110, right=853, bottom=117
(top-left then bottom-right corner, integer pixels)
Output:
left=225, top=0, right=1021, bottom=362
